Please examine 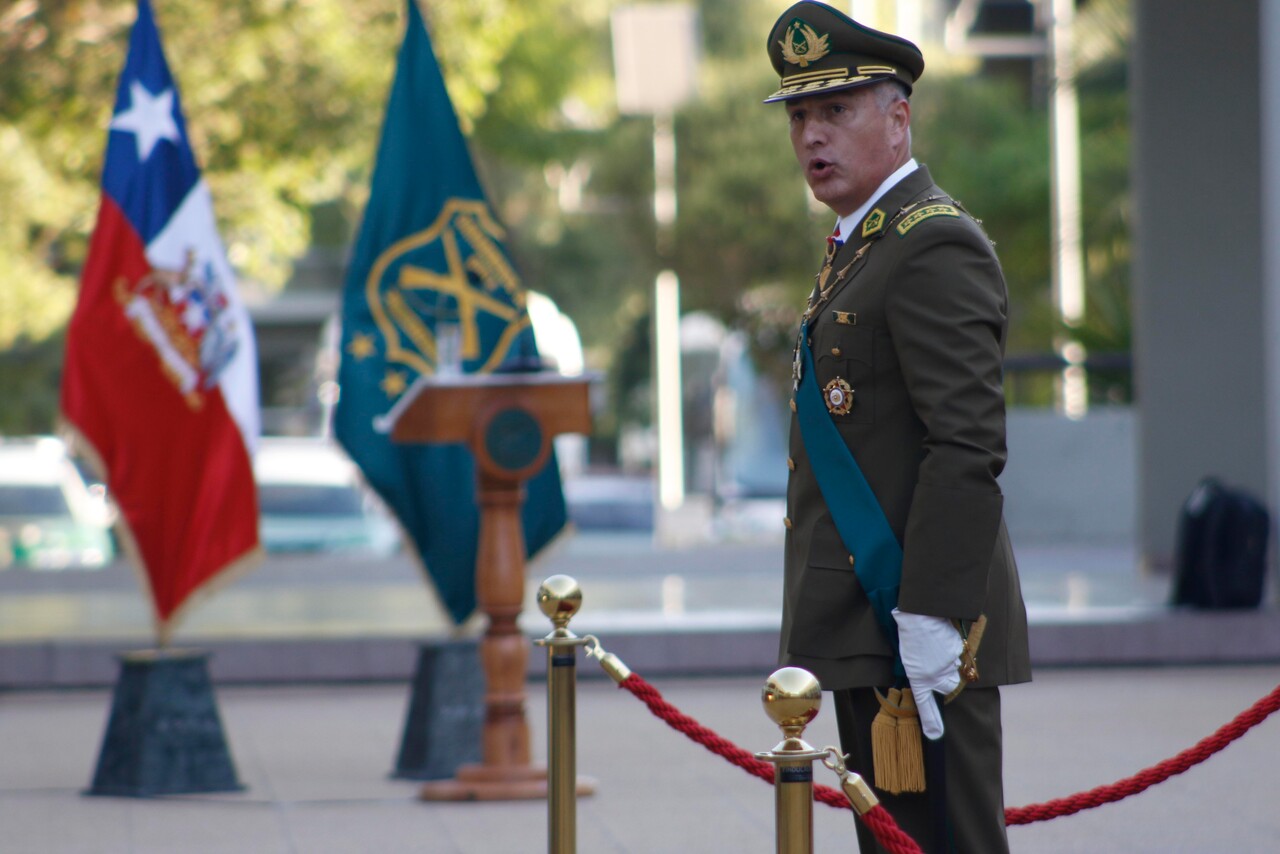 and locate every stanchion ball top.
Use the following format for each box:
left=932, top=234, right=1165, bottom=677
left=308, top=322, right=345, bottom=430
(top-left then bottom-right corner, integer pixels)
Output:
left=762, top=667, right=822, bottom=730
left=537, top=574, right=583, bottom=623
